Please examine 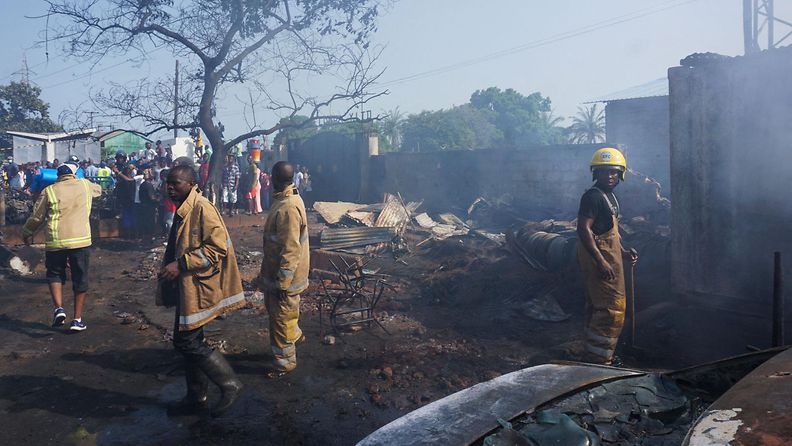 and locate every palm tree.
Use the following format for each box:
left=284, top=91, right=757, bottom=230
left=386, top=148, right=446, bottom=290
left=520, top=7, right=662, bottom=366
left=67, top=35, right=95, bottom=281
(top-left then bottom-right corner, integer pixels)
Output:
left=540, top=110, right=564, bottom=128
left=569, top=104, right=605, bottom=144
left=379, top=108, right=404, bottom=151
